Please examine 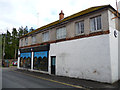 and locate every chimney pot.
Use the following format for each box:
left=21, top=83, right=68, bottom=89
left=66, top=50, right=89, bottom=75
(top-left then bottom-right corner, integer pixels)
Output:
left=59, top=10, right=64, bottom=20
